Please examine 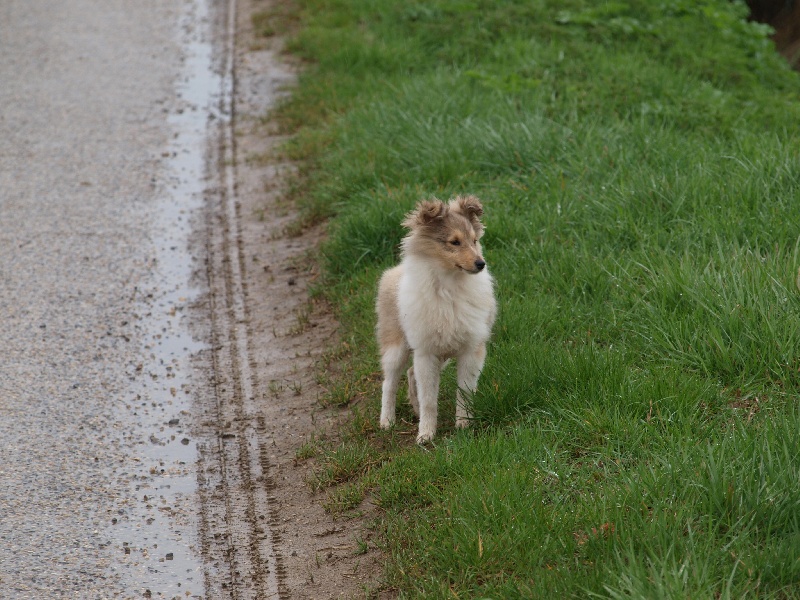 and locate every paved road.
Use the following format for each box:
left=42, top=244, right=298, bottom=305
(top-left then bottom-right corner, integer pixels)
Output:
left=0, top=0, right=219, bottom=596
